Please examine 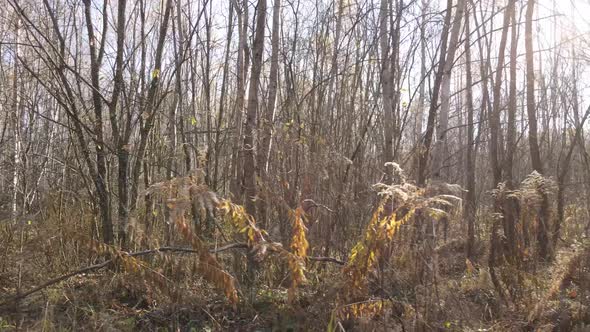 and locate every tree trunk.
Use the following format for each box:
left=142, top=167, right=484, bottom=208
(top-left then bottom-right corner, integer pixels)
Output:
left=129, top=0, right=173, bottom=213
left=213, top=2, right=234, bottom=191
left=230, top=0, right=249, bottom=200
left=489, top=0, right=513, bottom=187
left=11, top=17, right=21, bottom=223
left=525, top=0, right=551, bottom=260
left=257, top=0, right=280, bottom=225
left=111, top=0, right=128, bottom=247
left=83, top=0, right=113, bottom=244
left=502, top=0, right=519, bottom=263
left=243, top=0, right=267, bottom=216
left=416, top=0, right=453, bottom=186
left=415, top=0, right=428, bottom=146
left=555, top=105, right=590, bottom=244
left=431, top=0, right=464, bottom=180
left=379, top=0, right=394, bottom=173
left=463, top=6, right=476, bottom=260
